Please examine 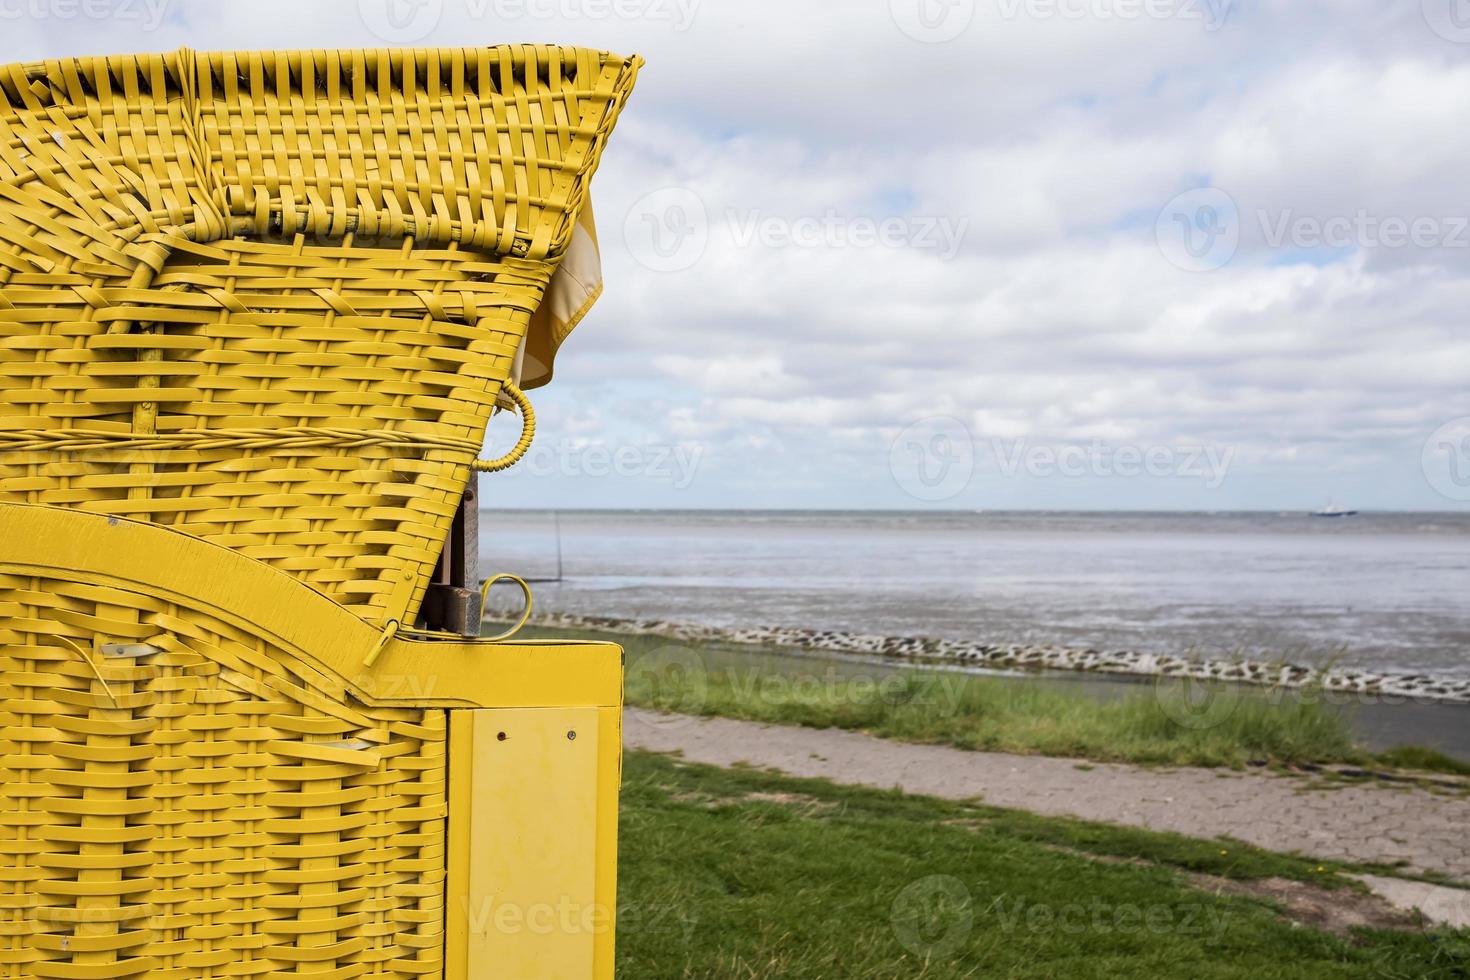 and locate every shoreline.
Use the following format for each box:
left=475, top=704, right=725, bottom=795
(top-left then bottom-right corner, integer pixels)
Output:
left=525, top=612, right=1470, bottom=705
